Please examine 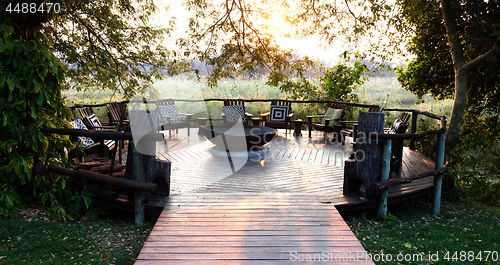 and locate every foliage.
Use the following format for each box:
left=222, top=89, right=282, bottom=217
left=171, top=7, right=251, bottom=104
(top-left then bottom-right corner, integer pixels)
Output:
left=396, top=0, right=500, bottom=153
left=181, top=0, right=393, bottom=87
left=280, top=60, right=367, bottom=102
left=0, top=21, right=94, bottom=219
left=344, top=198, right=500, bottom=265
left=0, top=212, right=155, bottom=264
left=0, top=0, right=177, bottom=98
